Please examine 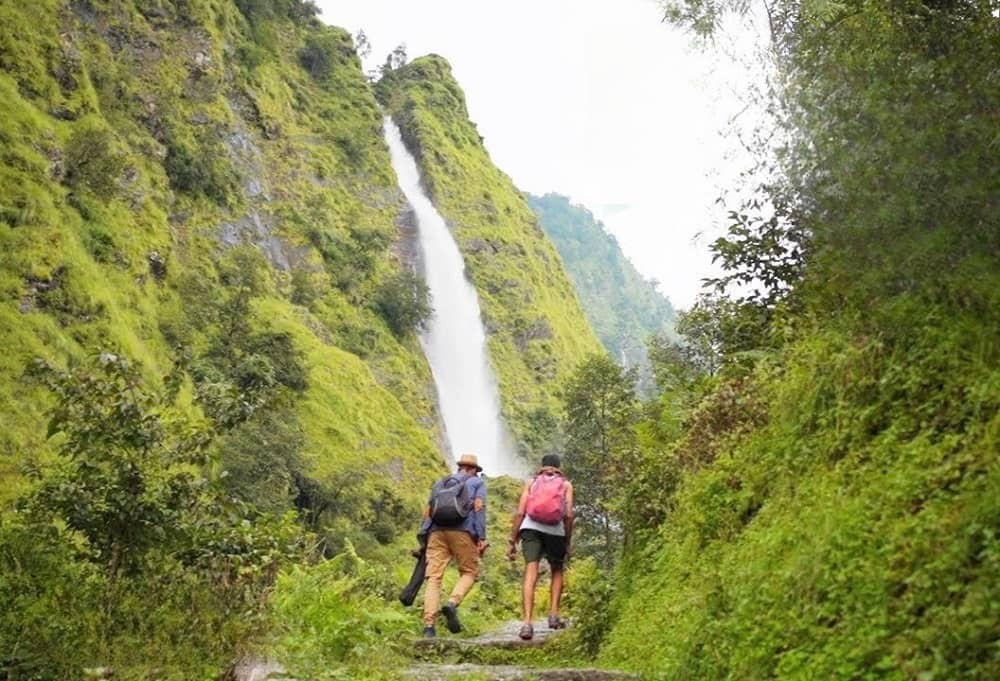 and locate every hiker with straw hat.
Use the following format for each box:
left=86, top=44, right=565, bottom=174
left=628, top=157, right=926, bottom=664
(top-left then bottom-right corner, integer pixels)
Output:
left=417, top=453, right=488, bottom=637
